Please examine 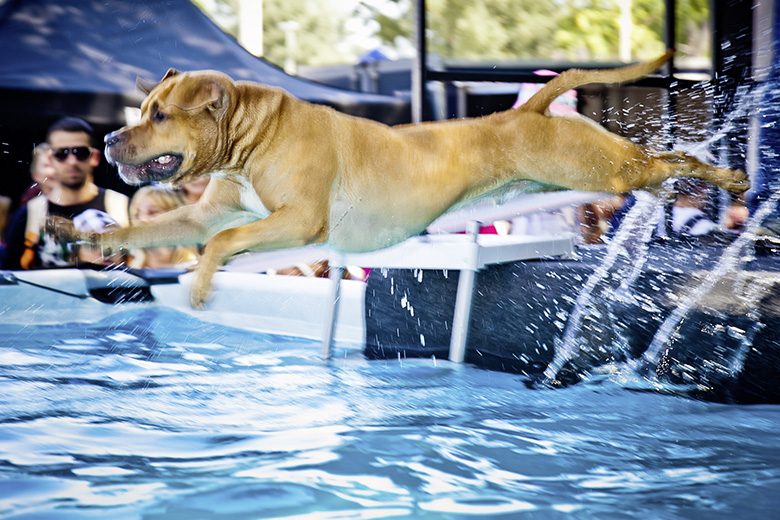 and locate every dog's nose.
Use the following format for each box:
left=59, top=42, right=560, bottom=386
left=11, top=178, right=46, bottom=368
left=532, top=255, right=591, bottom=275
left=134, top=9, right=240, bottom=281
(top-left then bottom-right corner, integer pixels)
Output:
left=104, top=130, right=124, bottom=147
